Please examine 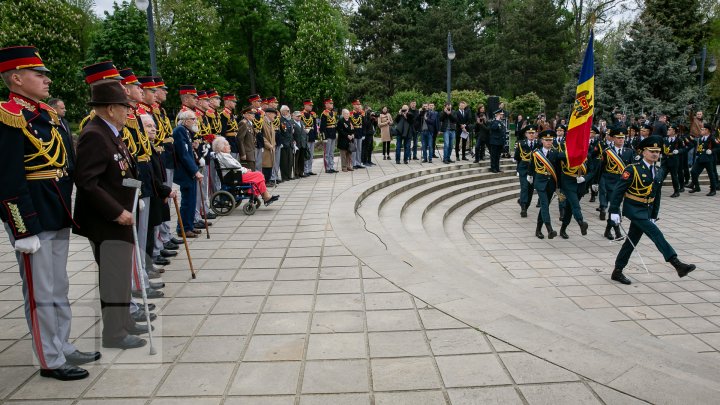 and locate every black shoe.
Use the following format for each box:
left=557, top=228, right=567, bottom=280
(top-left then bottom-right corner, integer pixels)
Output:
left=404, top=160, right=408, bottom=164
left=679, top=187, right=685, bottom=193
left=65, top=350, right=101, bottom=366
left=149, top=281, right=165, bottom=289
left=206, top=212, right=217, bottom=220
left=264, top=195, right=279, bottom=206
left=413, top=157, right=419, bottom=160
left=579, top=221, right=588, bottom=236
left=170, top=237, right=183, bottom=245
left=309, top=172, right=317, bottom=175
left=535, top=201, right=540, bottom=208
left=132, top=310, right=158, bottom=323
left=422, top=159, right=428, bottom=163
left=520, top=208, right=527, bottom=218
left=559, top=226, right=569, bottom=239
left=603, top=225, right=613, bottom=240
left=670, top=257, right=696, bottom=278
left=132, top=288, right=164, bottom=299
left=153, top=256, right=170, bottom=266
left=670, top=192, right=680, bottom=198
left=40, top=363, right=89, bottom=381
left=160, top=249, right=177, bottom=257
left=396, top=160, right=401, bottom=164
left=473, top=160, right=479, bottom=163
left=599, top=211, right=606, bottom=221
left=614, top=226, right=623, bottom=240
left=102, top=335, right=147, bottom=349
left=163, top=242, right=179, bottom=250
left=461, top=157, right=469, bottom=161
left=589, top=195, right=596, bottom=202
left=546, top=224, right=557, bottom=239
left=127, top=323, right=155, bottom=335
left=194, top=220, right=212, bottom=228
left=535, top=224, right=544, bottom=239
left=448, top=159, right=455, bottom=163
left=611, top=269, right=632, bottom=285
left=688, top=188, right=701, bottom=193
left=707, top=190, right=716, bottom=196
